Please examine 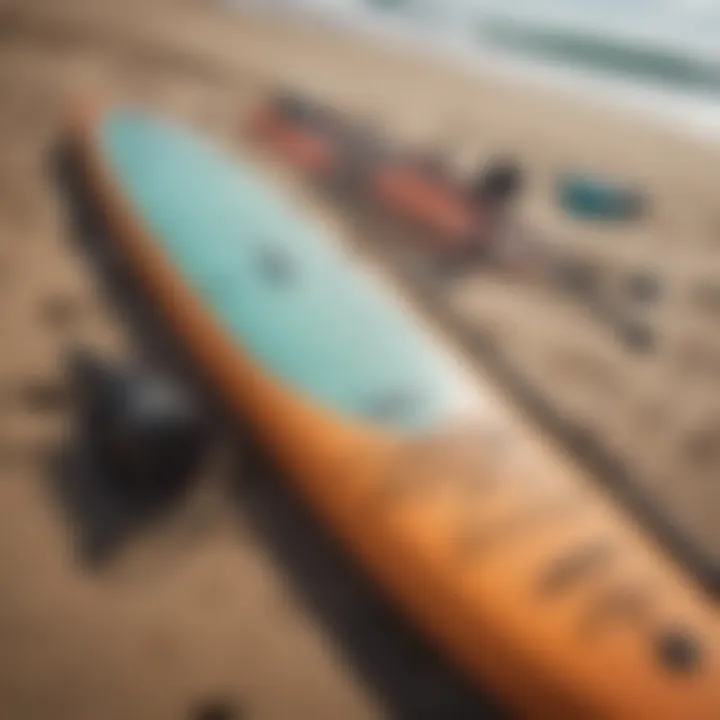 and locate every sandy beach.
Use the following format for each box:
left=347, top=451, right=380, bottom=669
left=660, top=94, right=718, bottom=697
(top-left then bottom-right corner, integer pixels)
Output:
left=0, top=0, right=719, bottom=717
